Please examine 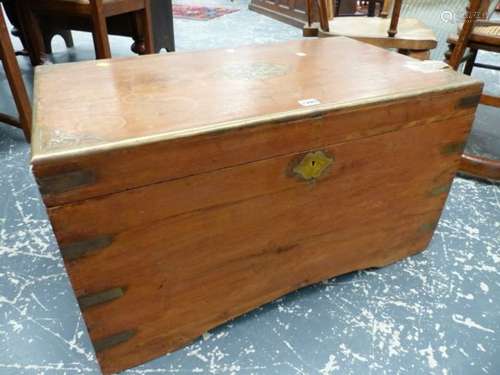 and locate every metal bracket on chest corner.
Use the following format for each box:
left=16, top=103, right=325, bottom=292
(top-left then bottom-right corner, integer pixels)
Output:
left=78, top=287, right=125, bottom=311
left=290, top=150, right=334, bottom=181
left=37, top=169, right=95, bottom=195
left=93, top=330, right=137, bottom=353
left=60, top=235, right=113, bottom=261
left=457, top=94, right=481, bottom=109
